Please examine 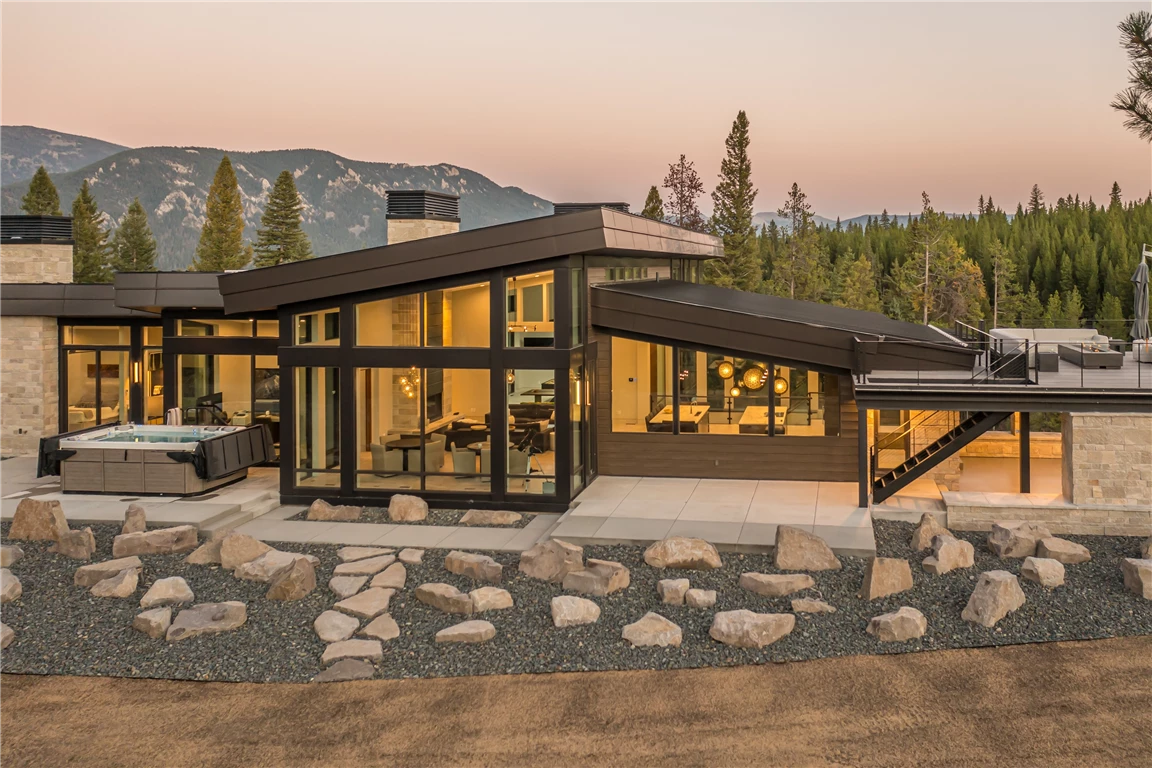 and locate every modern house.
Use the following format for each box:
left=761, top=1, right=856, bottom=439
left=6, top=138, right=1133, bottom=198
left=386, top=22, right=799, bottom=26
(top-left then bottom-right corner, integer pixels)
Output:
left=2, top=194, right=1149, bottom=534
